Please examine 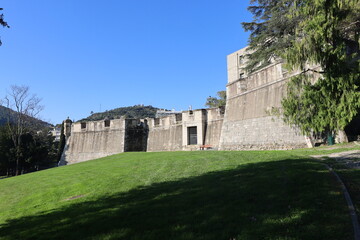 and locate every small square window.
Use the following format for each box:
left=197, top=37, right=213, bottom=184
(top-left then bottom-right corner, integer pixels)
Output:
left=154, top=118, right=160, bottom=126
left=81, top=122, right=86, bottom=129
left=239, top=55, right=244, bottom=65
